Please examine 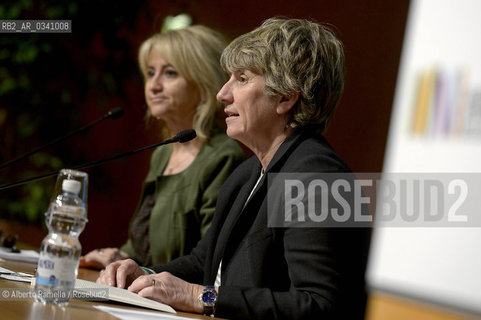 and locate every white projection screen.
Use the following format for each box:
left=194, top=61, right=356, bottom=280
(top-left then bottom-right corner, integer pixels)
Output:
left=366, top=0, right=481, bottom=316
